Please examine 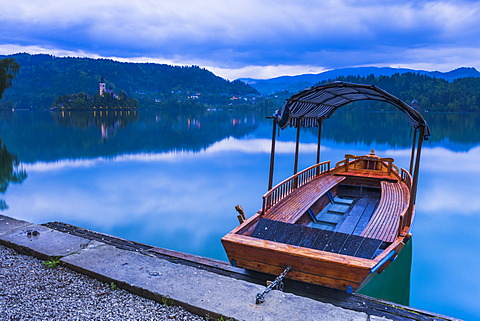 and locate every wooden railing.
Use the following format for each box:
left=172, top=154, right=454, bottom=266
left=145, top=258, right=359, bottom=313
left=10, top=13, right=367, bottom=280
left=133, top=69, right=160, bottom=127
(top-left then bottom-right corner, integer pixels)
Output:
left=334, top=154, right=401, bottom=177
left=400, top=168, right=412, bottom=189
left=398, top=168, right=413, bottom=235
left=262, top=161, right=331, bottom=214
